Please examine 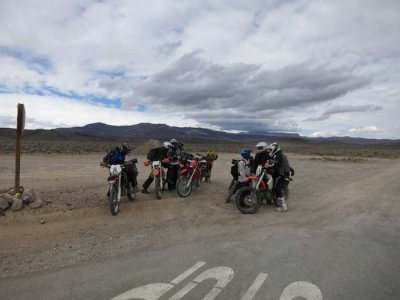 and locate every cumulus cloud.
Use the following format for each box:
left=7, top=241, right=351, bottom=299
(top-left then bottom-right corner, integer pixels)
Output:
left=119, top=53, right=370, bottom=130
left=305, top=104, right=382, bottom=121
